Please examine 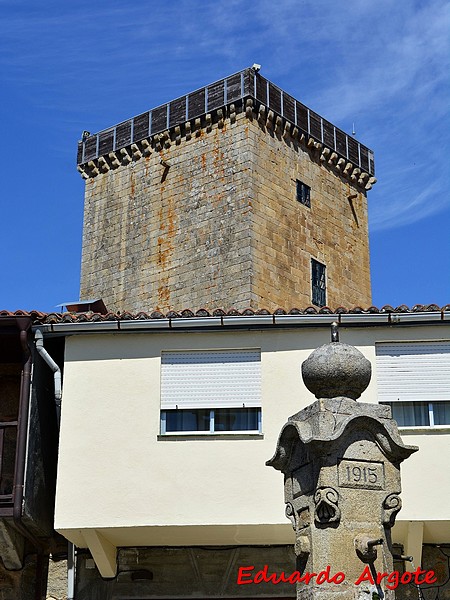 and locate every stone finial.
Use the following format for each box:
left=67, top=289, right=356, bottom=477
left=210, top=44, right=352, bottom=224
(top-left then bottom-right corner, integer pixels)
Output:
left=301, top=325, right=371, bottom=400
